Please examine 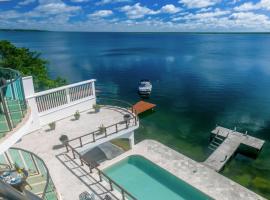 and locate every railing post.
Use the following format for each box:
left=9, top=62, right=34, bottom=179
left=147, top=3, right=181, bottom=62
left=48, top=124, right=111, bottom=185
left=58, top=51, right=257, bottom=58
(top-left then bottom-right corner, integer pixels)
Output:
left=98, top=170, right=102, bottom=182
left=80, top=157, right=84, bottom=166
left=125, top=120, right=128, bottom=129
left=65, top=144, right=69, bottom=153
left=0, top=89, right=13, bottom=131
left=109, top=181, right=113, bottom=191
left=72, top=149, right=76, bottom=159
left=30, top=153, right=40, bottom=175
left=66, top=88, right=71, bottom=103
left=135, top=116, right=137, bottom=126
left=122, top=190, right=125, bottom=200
left=116, top=123, right=118, bottom=132
left=88, top=164, right=92, bottom=173
left=92, top=133, right=96, bottom=142
left=79, top=137, right=83, bottom=147
left=10, top=74, right=16, bottom=100
left=19, top=77, right=27, bottom=113
left=105, top=128, right=107, bottom=137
